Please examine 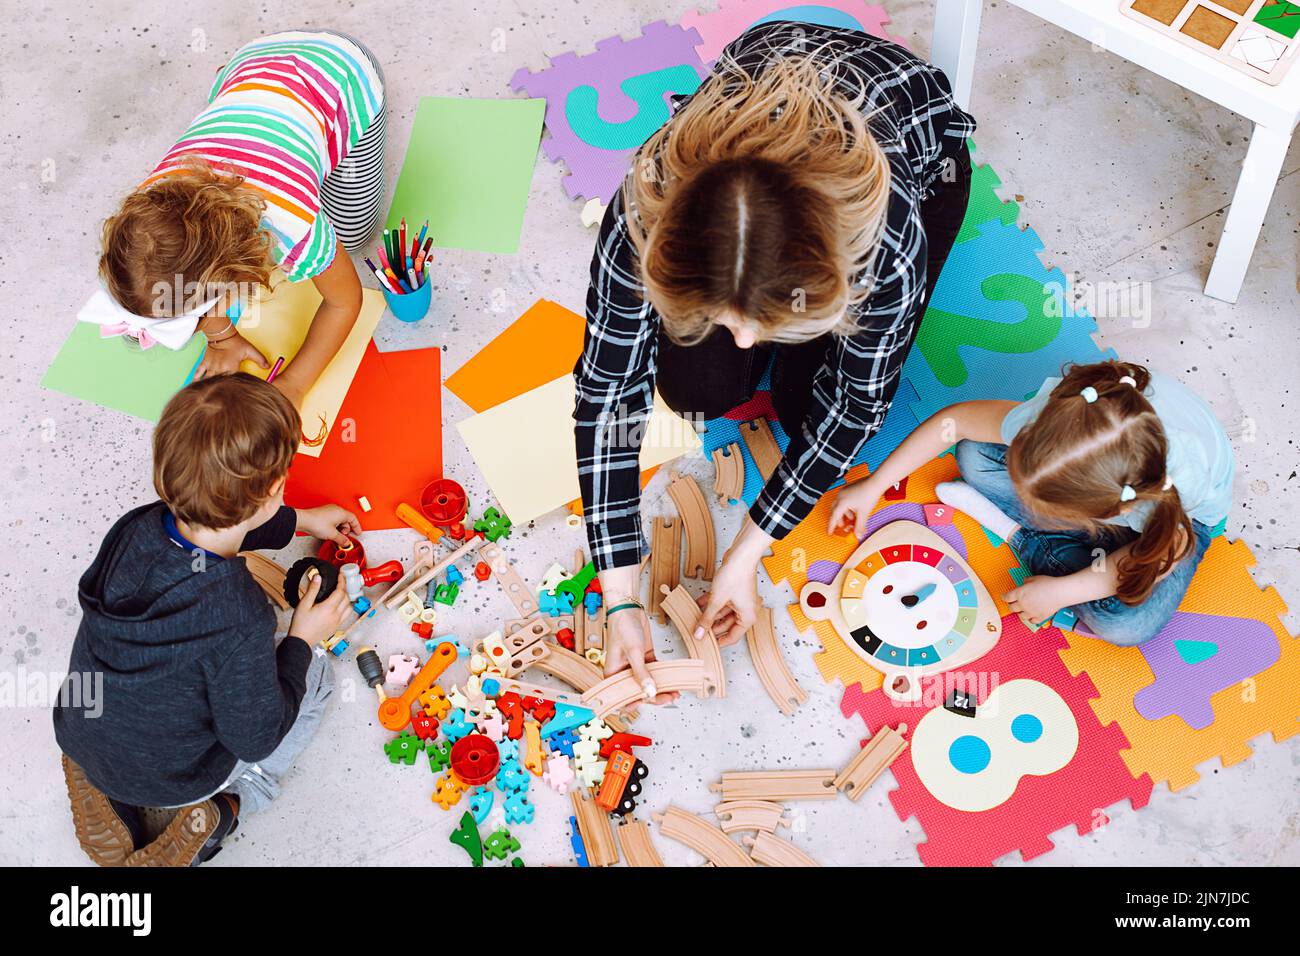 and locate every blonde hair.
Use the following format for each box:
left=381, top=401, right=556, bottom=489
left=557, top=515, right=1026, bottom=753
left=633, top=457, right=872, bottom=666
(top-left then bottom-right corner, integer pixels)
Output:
left=153, top=372, right=301, bottom=530
left=625, top=54, right=891, bottom=346
left=100, top=158, right=274, bottom=317
left=1007, top=361, right=1195, bottom=606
